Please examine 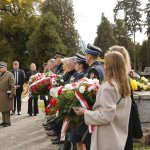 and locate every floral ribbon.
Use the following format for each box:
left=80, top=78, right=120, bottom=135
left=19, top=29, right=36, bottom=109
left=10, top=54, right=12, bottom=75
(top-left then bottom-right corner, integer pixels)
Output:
left=60, top=118, right=70, bottom=141
left=75, top=87, right=94, bottom=133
